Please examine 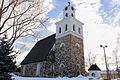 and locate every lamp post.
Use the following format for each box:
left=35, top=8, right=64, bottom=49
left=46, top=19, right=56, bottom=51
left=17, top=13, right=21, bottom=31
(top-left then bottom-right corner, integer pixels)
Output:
left=100, top=45, right=110, bottom=79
